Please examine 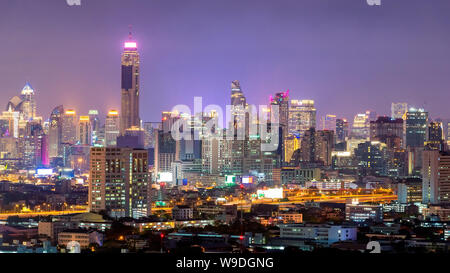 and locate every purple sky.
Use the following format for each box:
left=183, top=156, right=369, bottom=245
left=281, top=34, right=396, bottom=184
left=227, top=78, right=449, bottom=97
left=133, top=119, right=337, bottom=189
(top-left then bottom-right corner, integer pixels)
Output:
left=1, top=0, right=450, bottom=123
